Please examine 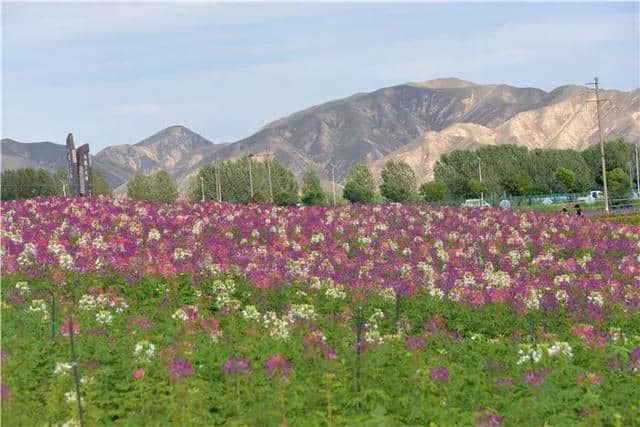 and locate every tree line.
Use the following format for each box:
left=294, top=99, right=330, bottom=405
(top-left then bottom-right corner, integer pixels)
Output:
left=3, top=139, right=636, bottom=205
left=1, top=167, right=112, bottom=200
